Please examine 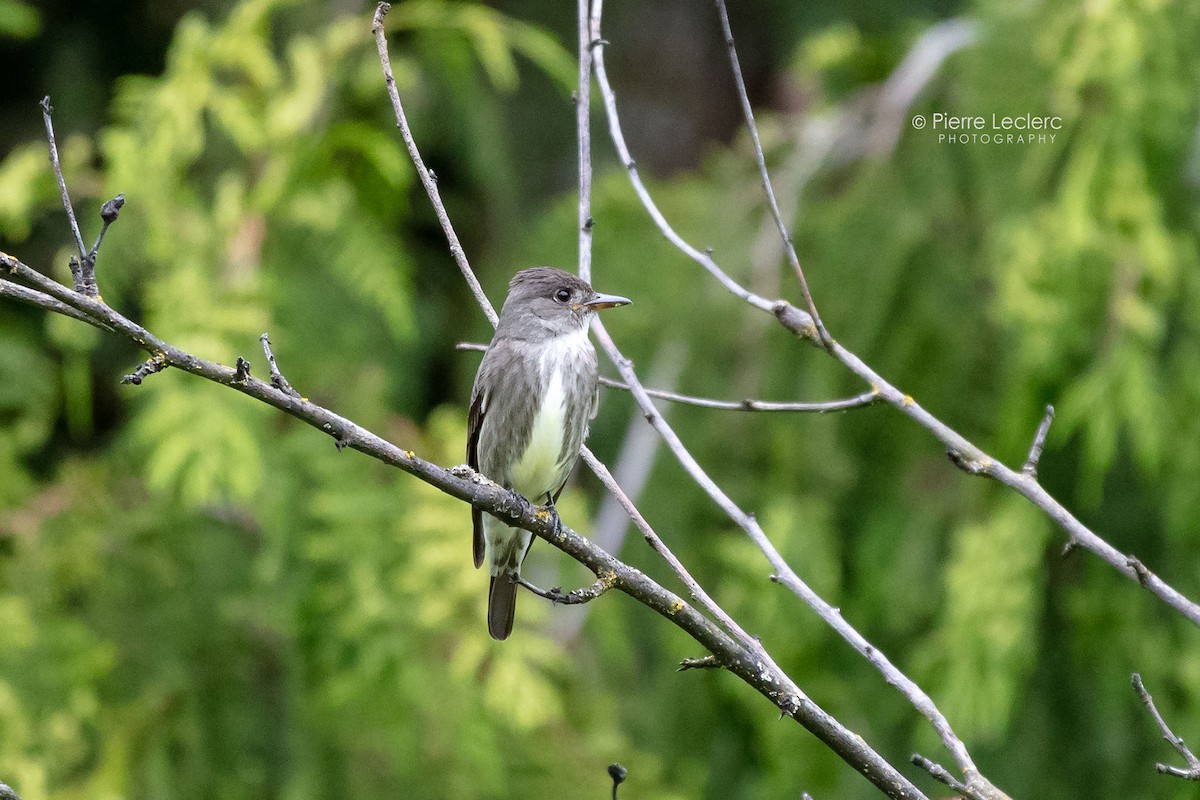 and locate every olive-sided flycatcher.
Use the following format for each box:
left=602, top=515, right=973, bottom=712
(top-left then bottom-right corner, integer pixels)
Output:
left=467, top=267, right=631, bottom=640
